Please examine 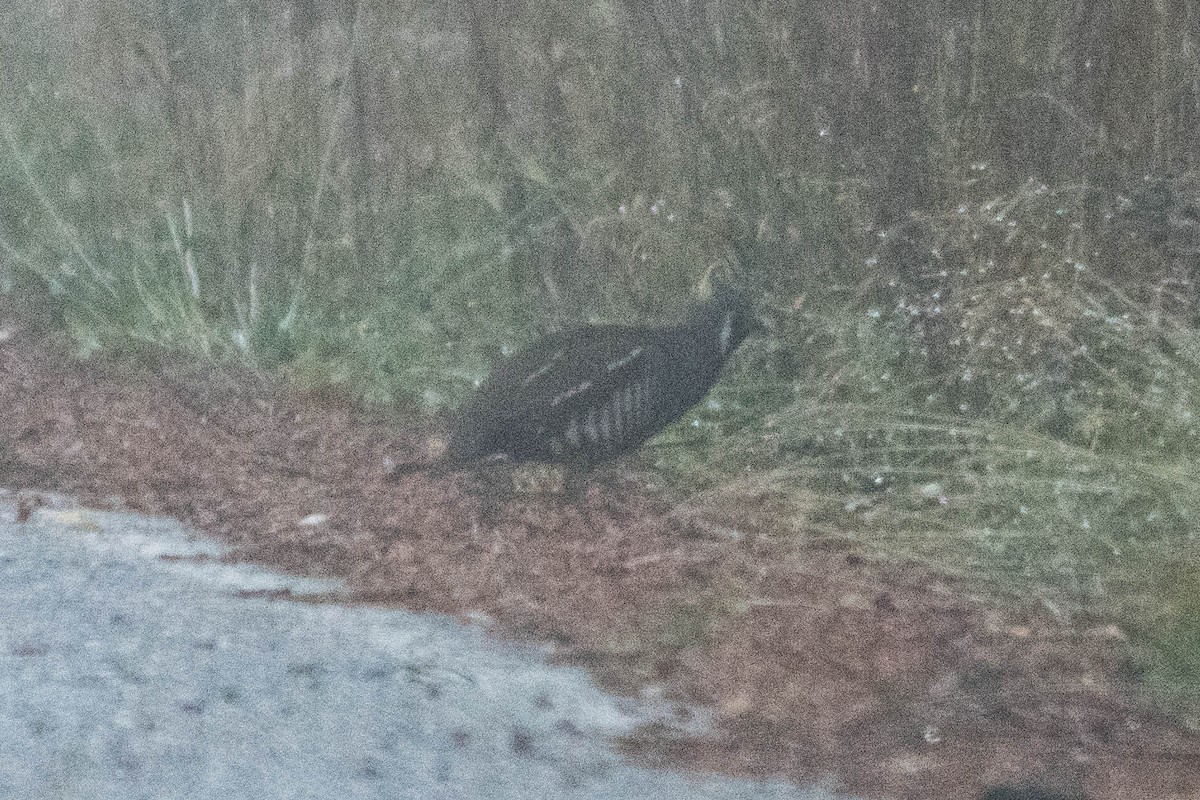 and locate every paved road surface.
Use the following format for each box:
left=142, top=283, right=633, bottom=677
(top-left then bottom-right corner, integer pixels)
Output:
left=0, top=490, right=866, bottom=800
